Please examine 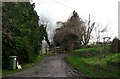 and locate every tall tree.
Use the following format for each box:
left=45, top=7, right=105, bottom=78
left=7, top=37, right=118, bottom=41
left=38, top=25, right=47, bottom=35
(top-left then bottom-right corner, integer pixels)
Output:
left=53, top=11, right=83, bottom=51
left=2, top=2, right=46, bottom=68
left=81, top=14, right=95, bottom=45
left=39, top=16, right=50, bottom=46
left=53, top=11, right=95, bottom=51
